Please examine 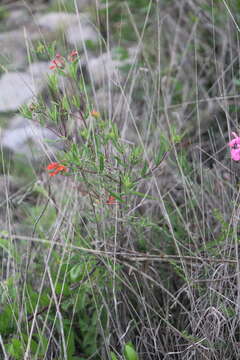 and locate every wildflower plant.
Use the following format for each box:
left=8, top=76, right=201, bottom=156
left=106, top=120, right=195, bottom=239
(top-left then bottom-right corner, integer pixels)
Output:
left=23, top=50, right=169, bottom=221
left=14, top=48, right=170, bottom=359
